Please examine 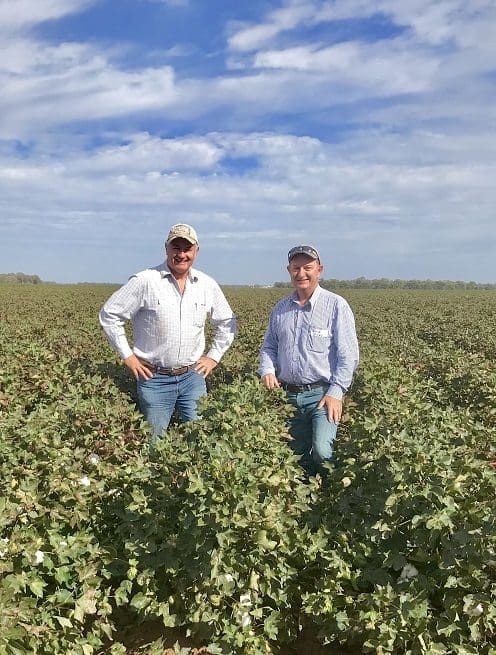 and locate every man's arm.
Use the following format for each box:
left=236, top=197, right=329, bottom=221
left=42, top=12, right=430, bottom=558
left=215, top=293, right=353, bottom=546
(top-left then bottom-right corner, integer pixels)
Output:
left=327, top=298, right=359, bottom=398
left=258, top=311, right=280, bottom=390
left=318, top=298, right=359, bottom=421
left=196, top=282, right=236, bottom=377
left=99, top=276, right=153, bottom=380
